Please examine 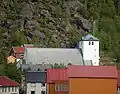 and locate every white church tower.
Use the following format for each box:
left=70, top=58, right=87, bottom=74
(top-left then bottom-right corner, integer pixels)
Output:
left=78, top=34, right=100, bottom=66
